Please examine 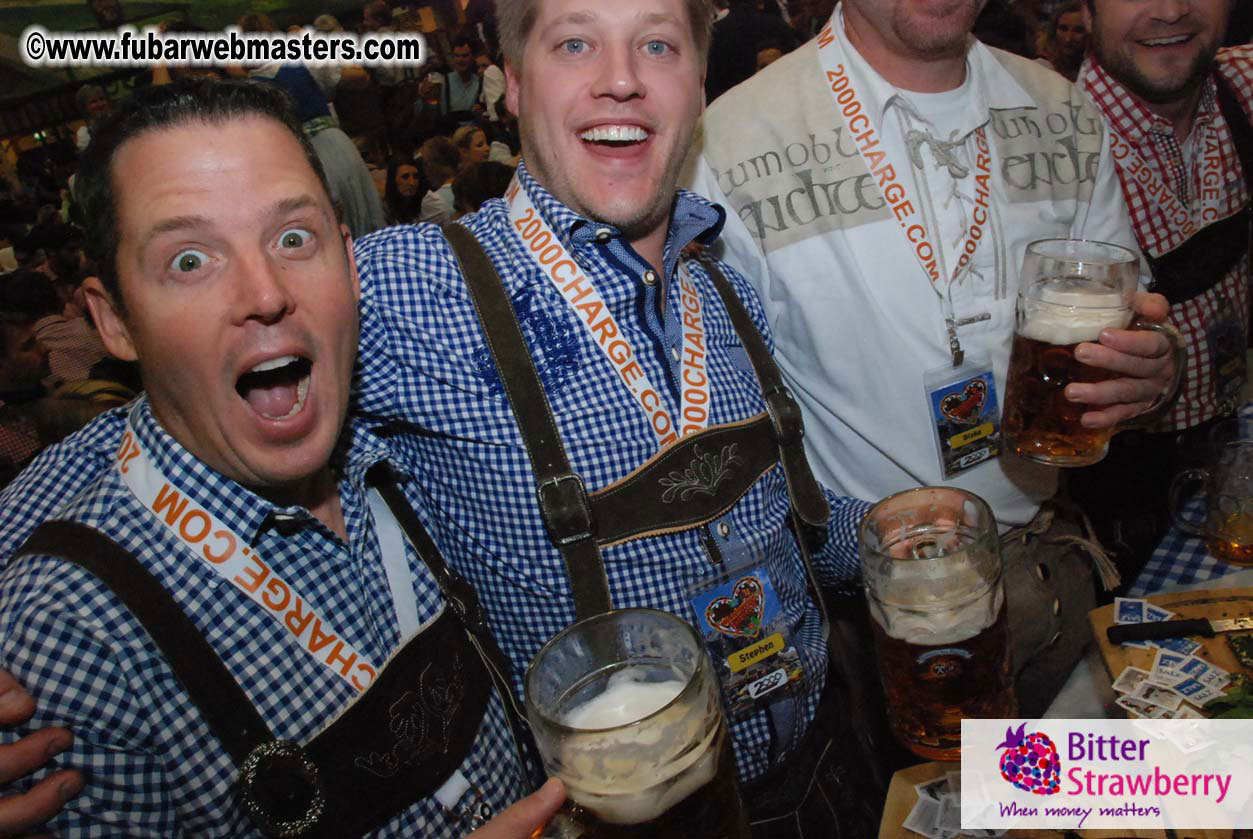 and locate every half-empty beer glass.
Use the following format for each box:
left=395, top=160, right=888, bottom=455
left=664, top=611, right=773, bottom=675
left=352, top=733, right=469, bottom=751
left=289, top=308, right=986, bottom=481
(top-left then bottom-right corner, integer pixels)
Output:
left=859, top=487, right=1015, bottom=760
left=525, top=609, right=750, bottom=839
left=1170, top=439, right=1253, bottom=567
left=1002, top=239, right=1181, bottom=466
